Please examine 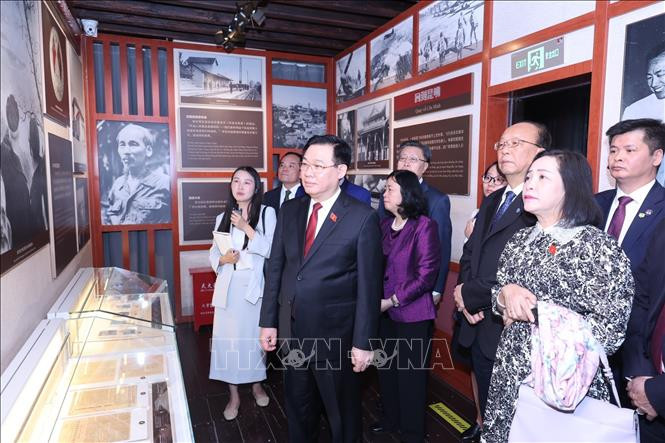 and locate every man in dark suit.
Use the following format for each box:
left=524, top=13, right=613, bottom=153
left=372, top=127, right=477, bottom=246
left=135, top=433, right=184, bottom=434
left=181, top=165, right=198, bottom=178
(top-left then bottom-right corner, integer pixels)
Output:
left=340, top=176, right=371, bottom=206
left=263, top=152, right=305, bottom=215
left=259, top=134, right=383, bottom=443
left=377, top=140, right=452, bottom=305
left=454, top=121, right=550, bottom=441
left=595, top=119, right=665, bottom=271
left=624, top=218, right=665, bottom=443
